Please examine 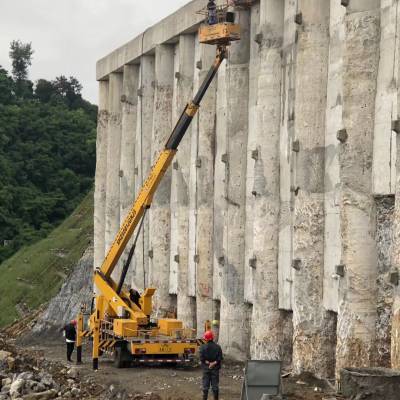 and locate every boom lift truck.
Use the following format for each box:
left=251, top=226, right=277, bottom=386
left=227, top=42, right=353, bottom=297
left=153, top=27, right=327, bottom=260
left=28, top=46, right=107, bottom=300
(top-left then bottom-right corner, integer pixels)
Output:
left=76, top=1, right=241, bottom=370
